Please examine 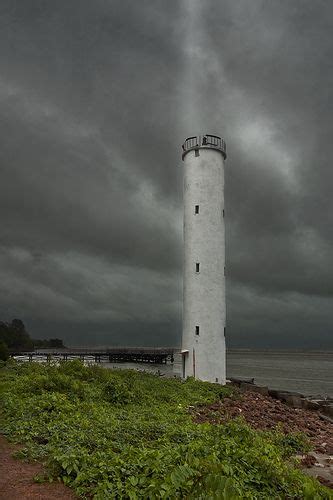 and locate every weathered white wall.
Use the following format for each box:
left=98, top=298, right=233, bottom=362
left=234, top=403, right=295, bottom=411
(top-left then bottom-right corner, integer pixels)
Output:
left=182, top=147, right=226, bottom=384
